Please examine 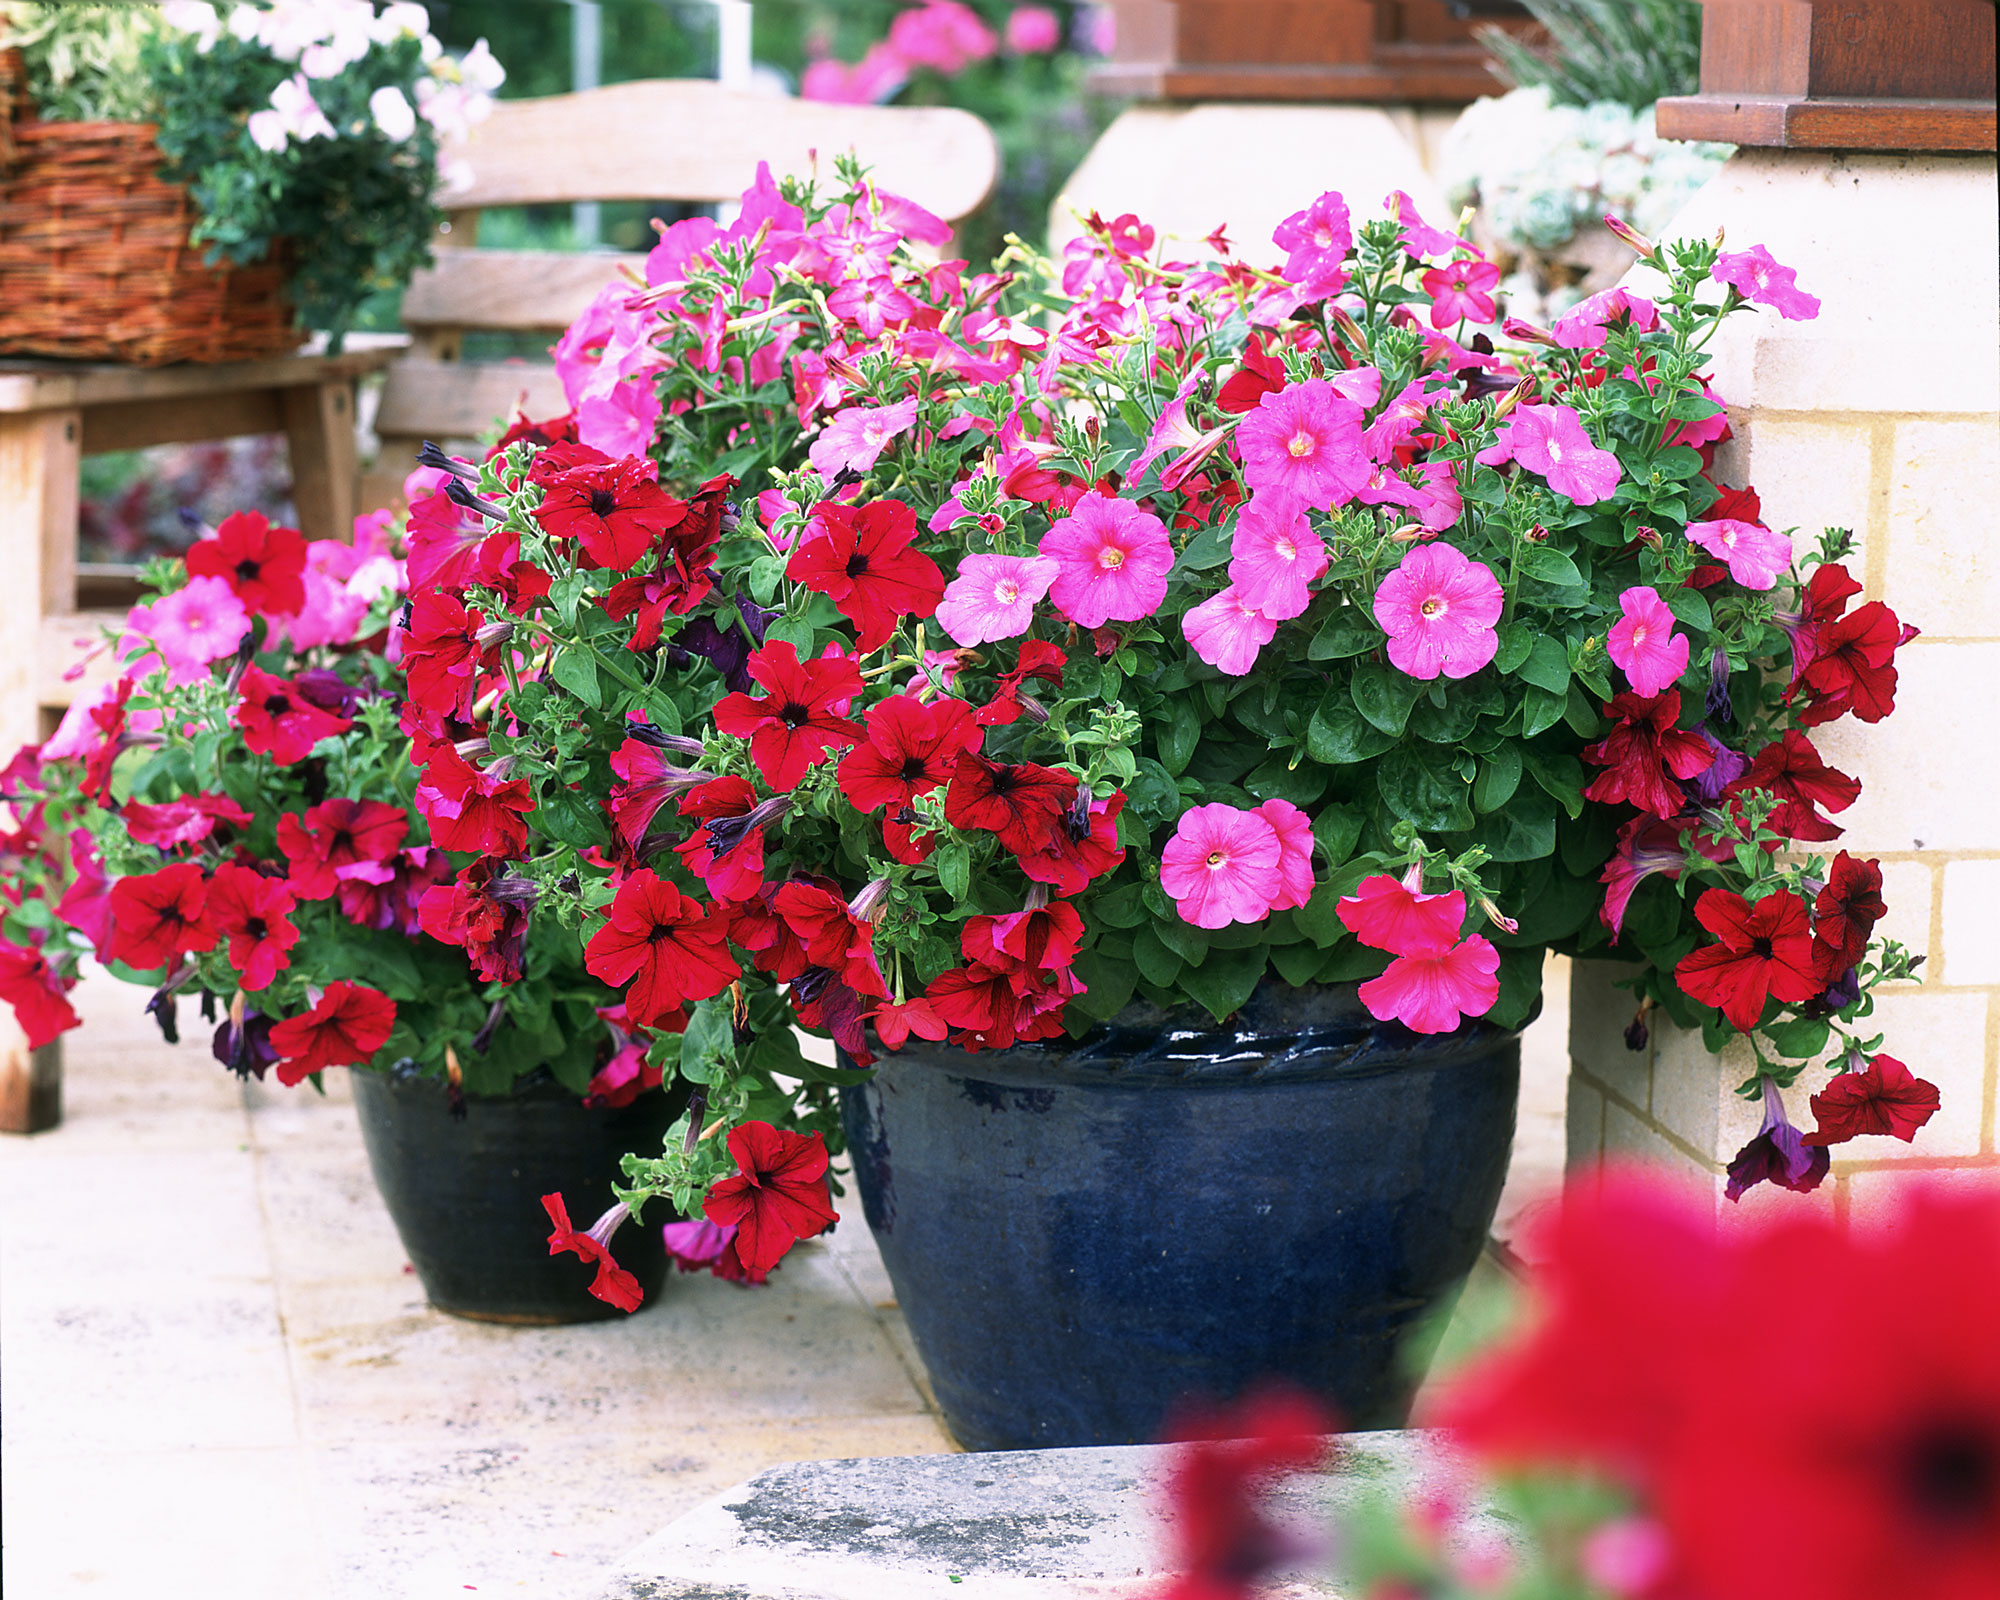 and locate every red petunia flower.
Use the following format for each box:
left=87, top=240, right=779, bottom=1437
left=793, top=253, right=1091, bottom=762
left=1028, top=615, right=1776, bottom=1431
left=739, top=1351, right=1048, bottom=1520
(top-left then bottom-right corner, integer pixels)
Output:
left=532, top=452, right=679, bottom=572
left=700, top=1122, right=838, bottom=1276
left=185, top=510, right=307, bottom=617
left=399, top=590, right=490, bottom=722
left=541, top=1192, right=644, bottom=1312
left=54, top=827, right=115, bottom=950
left=924, top=960, right=1070, bottom=1052
left=1727, top=729, right=1860, bottom=842
left=276, top=798, right=409, bottom=900
left=598, top=472, right=733, bottom=650
left=1674, top=887, right=1821, bottom=1032
left=1581, top=690, right=1715, bottom=819
left=770, top=880, right=888, bottom=997
left=235, top=665, right=353, bottom=765
left=660, top=1217, right=767, bottom=1284
left=76, top=676, right=137, bottom=803
left=606, top=735, right=704, bottom=853
left=0, top=938, right=80, bottom=1049
left=107, top=862, right=219, bottom=971
left=1158, top=1387, right=1337, bottom=1600
left=1812, top=850, right=1887, bottom=981
left=414, top=744, right=534, bottom=858
left=583, top=869, right=739, bottom=1027
left=974, top=638, right=1067, bottom=727
left=1803, top=1053, right=1941, bottom=1145
left=415, top=859, right=536, bottom=983
left=1018, top=789, right=1127, bottom=896
left=785, top=499, right=945, bottom=652
left=120, top=791, right=253, bottom=850
left=712, top=641, right=865, bottom=792
left=205, top=862, right=300, bottom=991
left=1787, top=569, right=1918, bottom=727
left=582, top=1037, right=663, bottom=1110
left=673, top=777, right=771, bottom=902
left=335, top=844, right=454, bottom=937
left=267, top=980, right=396, bottom=1085
left=837, top=693, right=979, bottom=812
left=944, top=755, right=1078, bottom=856
left=870, top=995, right=948, bottom=1051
